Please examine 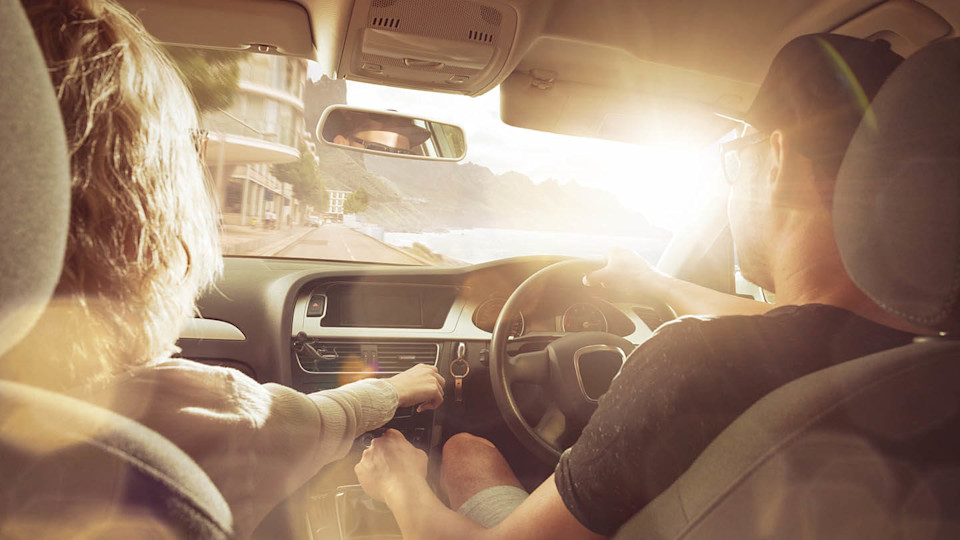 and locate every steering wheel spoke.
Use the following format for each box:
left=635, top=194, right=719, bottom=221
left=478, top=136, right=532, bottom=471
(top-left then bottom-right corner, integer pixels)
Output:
left=533, top=404, right=585, bottom=452
left=506, top=349, right=550, bottom=384
left=533, top=404, right=566, bottom=447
